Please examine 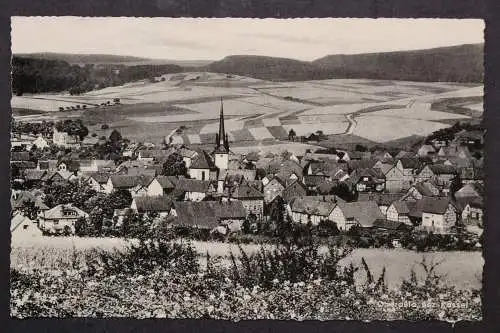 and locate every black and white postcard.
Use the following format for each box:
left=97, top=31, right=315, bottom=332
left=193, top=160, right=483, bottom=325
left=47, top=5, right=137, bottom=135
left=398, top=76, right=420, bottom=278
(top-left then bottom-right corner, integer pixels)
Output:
left=9, top=17, right=484, bottom=321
